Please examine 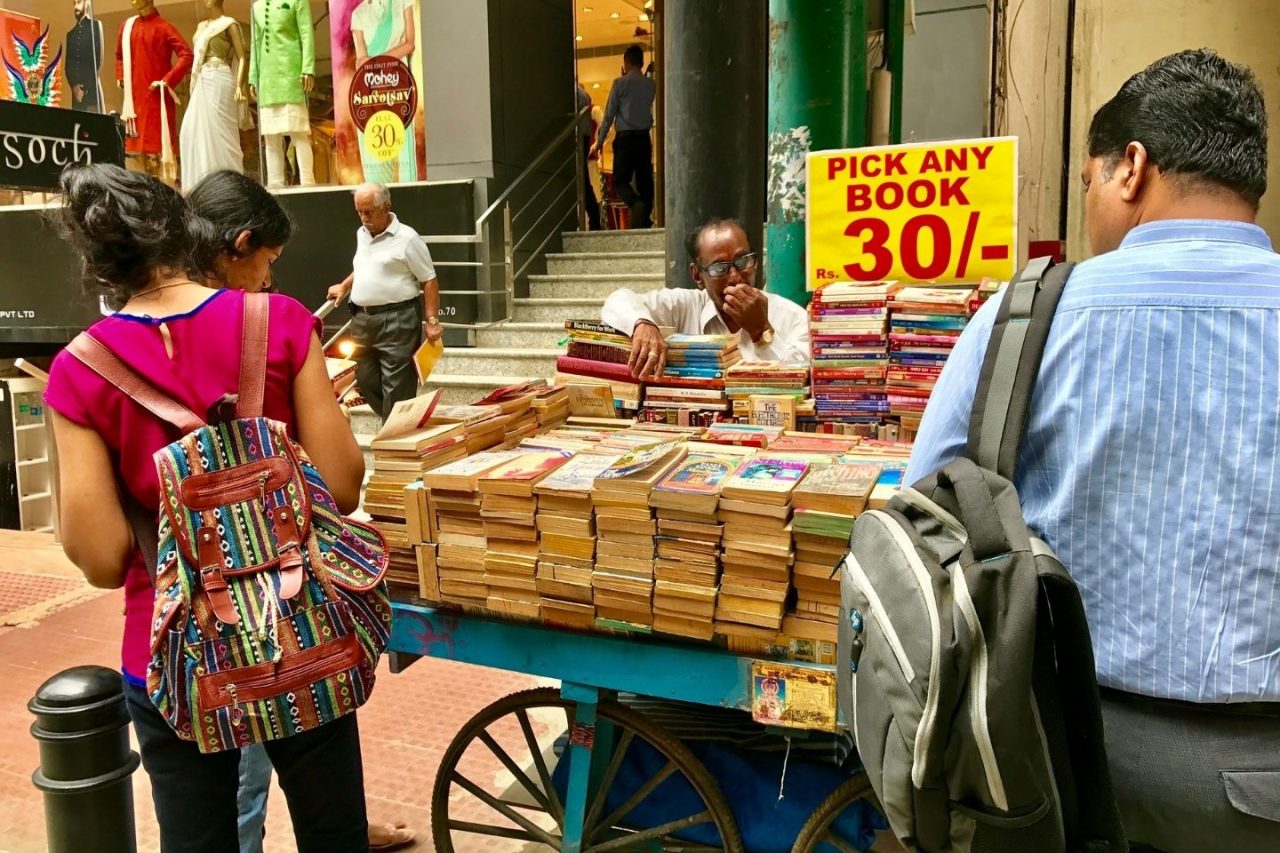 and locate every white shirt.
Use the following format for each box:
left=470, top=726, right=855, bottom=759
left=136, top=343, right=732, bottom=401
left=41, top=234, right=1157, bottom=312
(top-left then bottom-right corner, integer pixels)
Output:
left=351, top=214, right=436, bottom=308
left=600, top=286, right=811, bottom=363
